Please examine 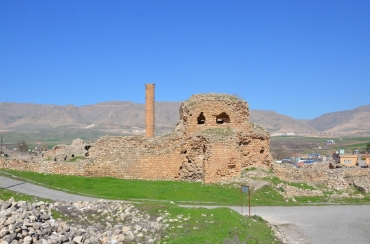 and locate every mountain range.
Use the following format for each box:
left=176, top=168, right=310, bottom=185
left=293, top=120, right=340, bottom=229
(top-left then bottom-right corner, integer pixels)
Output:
left=1, top=102, right=370, bottom=138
